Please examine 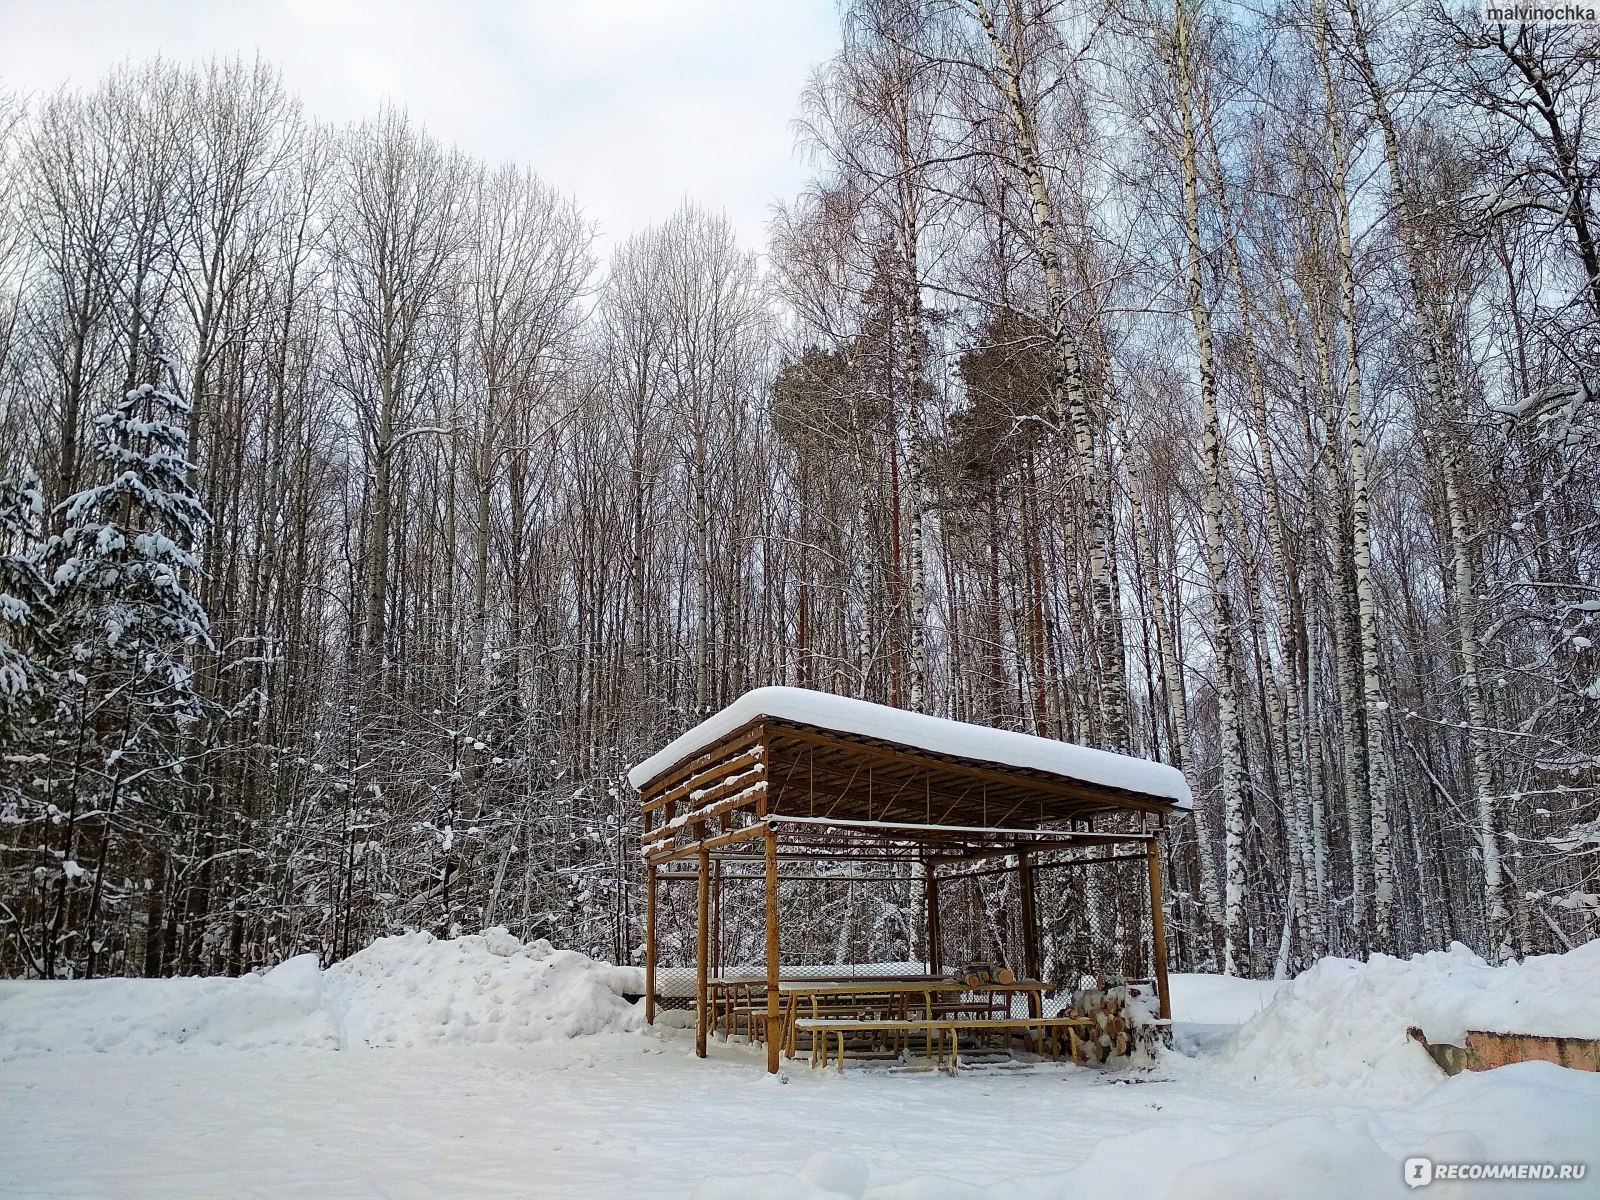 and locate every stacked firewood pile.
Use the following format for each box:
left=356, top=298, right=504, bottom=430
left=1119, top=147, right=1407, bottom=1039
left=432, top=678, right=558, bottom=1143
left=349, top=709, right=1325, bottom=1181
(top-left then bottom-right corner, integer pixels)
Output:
left=1068, top=974, right=1162, bottom=1064
left=948, top=961, right=1015, bottom=987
